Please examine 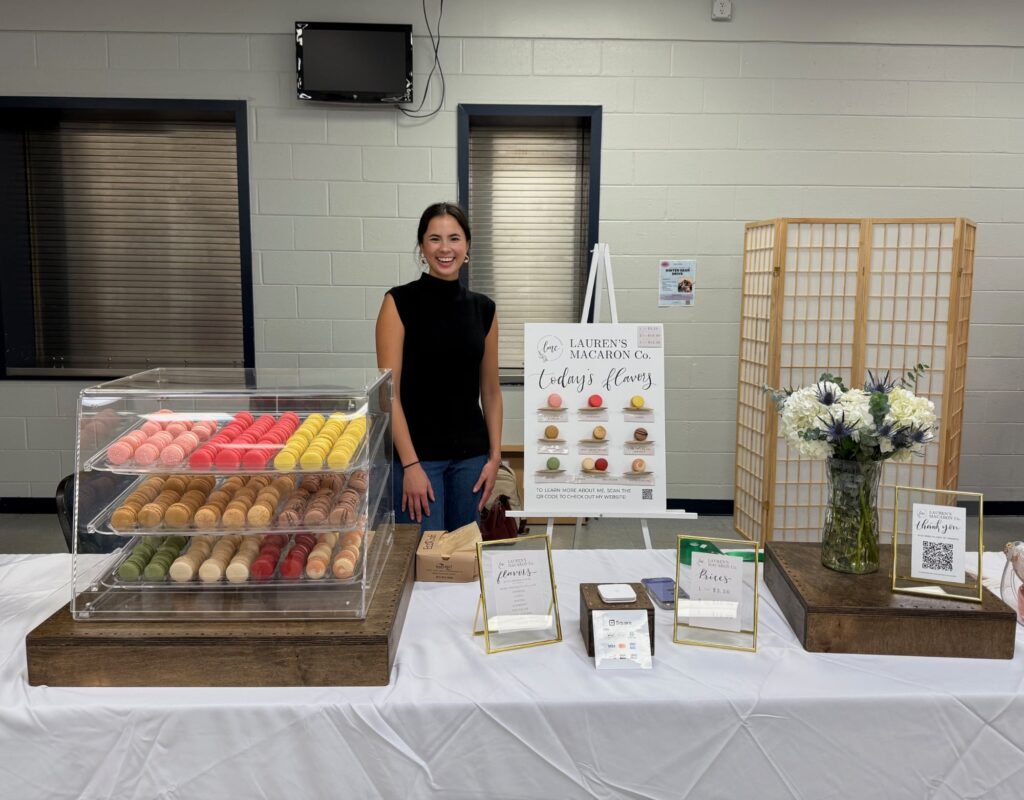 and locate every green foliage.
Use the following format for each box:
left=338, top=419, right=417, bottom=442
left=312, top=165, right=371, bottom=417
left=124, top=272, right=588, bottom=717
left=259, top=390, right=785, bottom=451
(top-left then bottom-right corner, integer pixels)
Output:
left=868, top=390, right=889, bottom=427
left=817, top=373, right=847, bottom=391
left=898, top=363, right=929, bottom=389
left=762, top=383, right=792, bottom=411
